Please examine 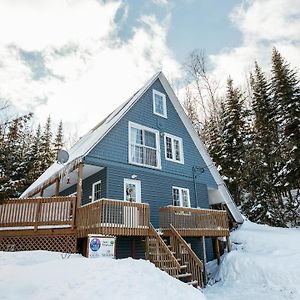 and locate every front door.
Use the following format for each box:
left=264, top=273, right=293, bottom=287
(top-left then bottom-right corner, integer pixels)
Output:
left=124, top=178, right=141, bottom=203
